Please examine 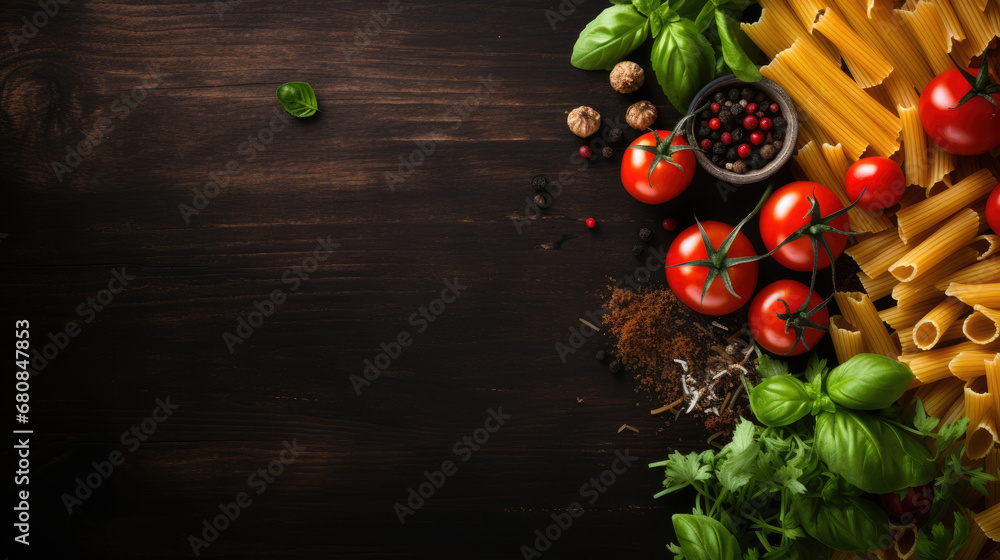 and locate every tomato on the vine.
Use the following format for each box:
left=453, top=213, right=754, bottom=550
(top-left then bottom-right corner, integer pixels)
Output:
left=666, top=220, right=759, bottom=316
left=621, top=129, right=697, bottom=204
left=845, top=157, right=906, bottom=210
left=918, top=58, right=1000, bottom=155
left=987, top=182, right=1000, bottom=234
left=749, top=280, right=829, bottom=356
left=759, top=181, right=850, bottom=272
